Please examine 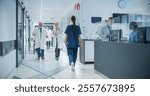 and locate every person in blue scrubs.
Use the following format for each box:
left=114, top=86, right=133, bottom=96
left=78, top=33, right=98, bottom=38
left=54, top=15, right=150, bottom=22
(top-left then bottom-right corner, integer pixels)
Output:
left=129, top=21, right=138, bottom=43
left=64, top=16, right=83, bottom=71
